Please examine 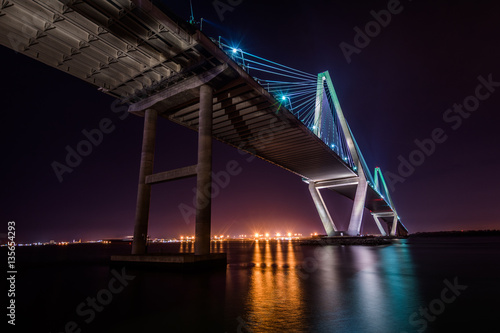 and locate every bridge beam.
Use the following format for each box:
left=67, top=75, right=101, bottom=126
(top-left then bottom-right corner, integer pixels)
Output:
left=372, top=211, right=399, bottom=236
left=314, top=176, right=359, bottom=189
left=194, top=84, right=214, bottom=256
left=308, top=182, right=337, bottom=236
left=145, top=165, right=198, bottom=185
left=132, top=108, right=158, bottom=255
left=128, top=64, right=228, bottom=115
